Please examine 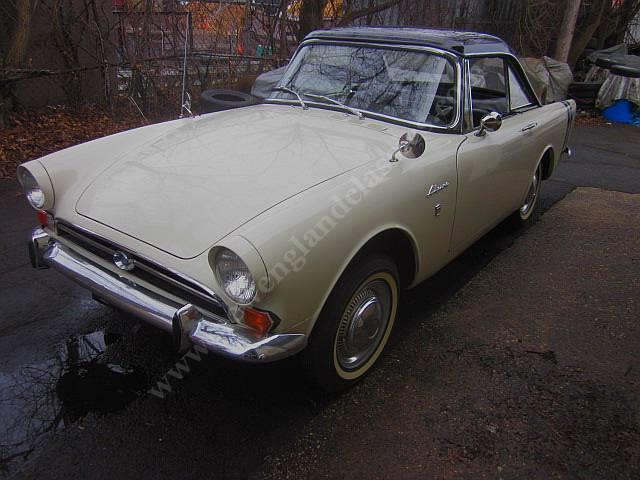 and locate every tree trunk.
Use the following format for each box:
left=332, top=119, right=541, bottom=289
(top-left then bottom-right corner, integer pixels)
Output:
left=5, top=0, right=33, bottom=66
left=51, top=0, right=83, bottom=106
left=568, top=0, right=607, bottom=68
left=337, top=0, right=401, bottom=26
left=554, top=0, right=581, bottom=63
left=279, top=0, right=291, bottom=59
left=608, top=0, right=640, bottom=45
left=2, top=0, right=33, bottom=128
left=298, top=0, right=326, bottom=42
